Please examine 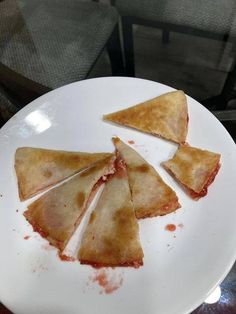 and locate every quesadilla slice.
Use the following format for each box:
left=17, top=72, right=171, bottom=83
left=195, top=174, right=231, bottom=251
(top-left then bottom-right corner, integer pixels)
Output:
left=79, top=157, right=144, bottom=267
left=113, top=137, right=180, bottom=218
left=104, top=90, right=188, bottom=144
left=162, top=145, right=221, bottom=200
left=24, top=156, right=115, bottom=251
left=15, top=147, right=112, bottom=200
